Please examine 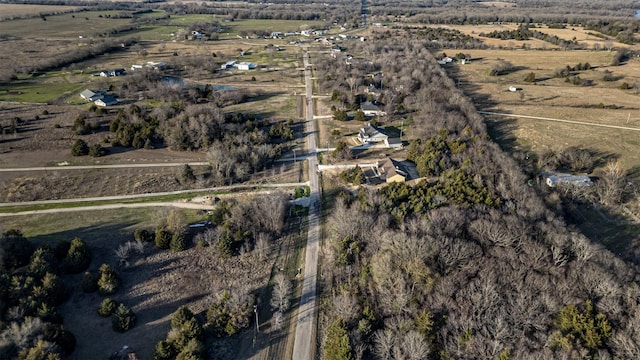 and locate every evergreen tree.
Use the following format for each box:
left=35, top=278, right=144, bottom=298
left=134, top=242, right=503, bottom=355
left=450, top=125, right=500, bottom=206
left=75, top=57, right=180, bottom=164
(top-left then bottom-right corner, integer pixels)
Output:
left=112, top=304, right=136, bottom=332
left=63, top=237, right=92, bottom=274
left=98, top=298, right=118, bottom=317
left=325, top=318, right=353, bottom=360
left=97, top=264, right=118, bottom=295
